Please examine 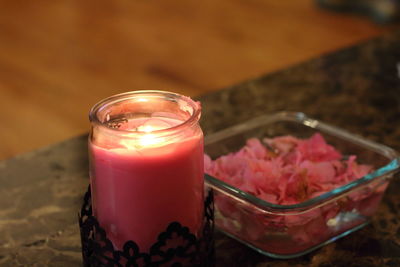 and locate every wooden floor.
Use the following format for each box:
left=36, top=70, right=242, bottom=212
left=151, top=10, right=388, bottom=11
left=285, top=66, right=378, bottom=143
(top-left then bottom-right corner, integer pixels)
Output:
left=0, top=0, right=396, bottom=160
